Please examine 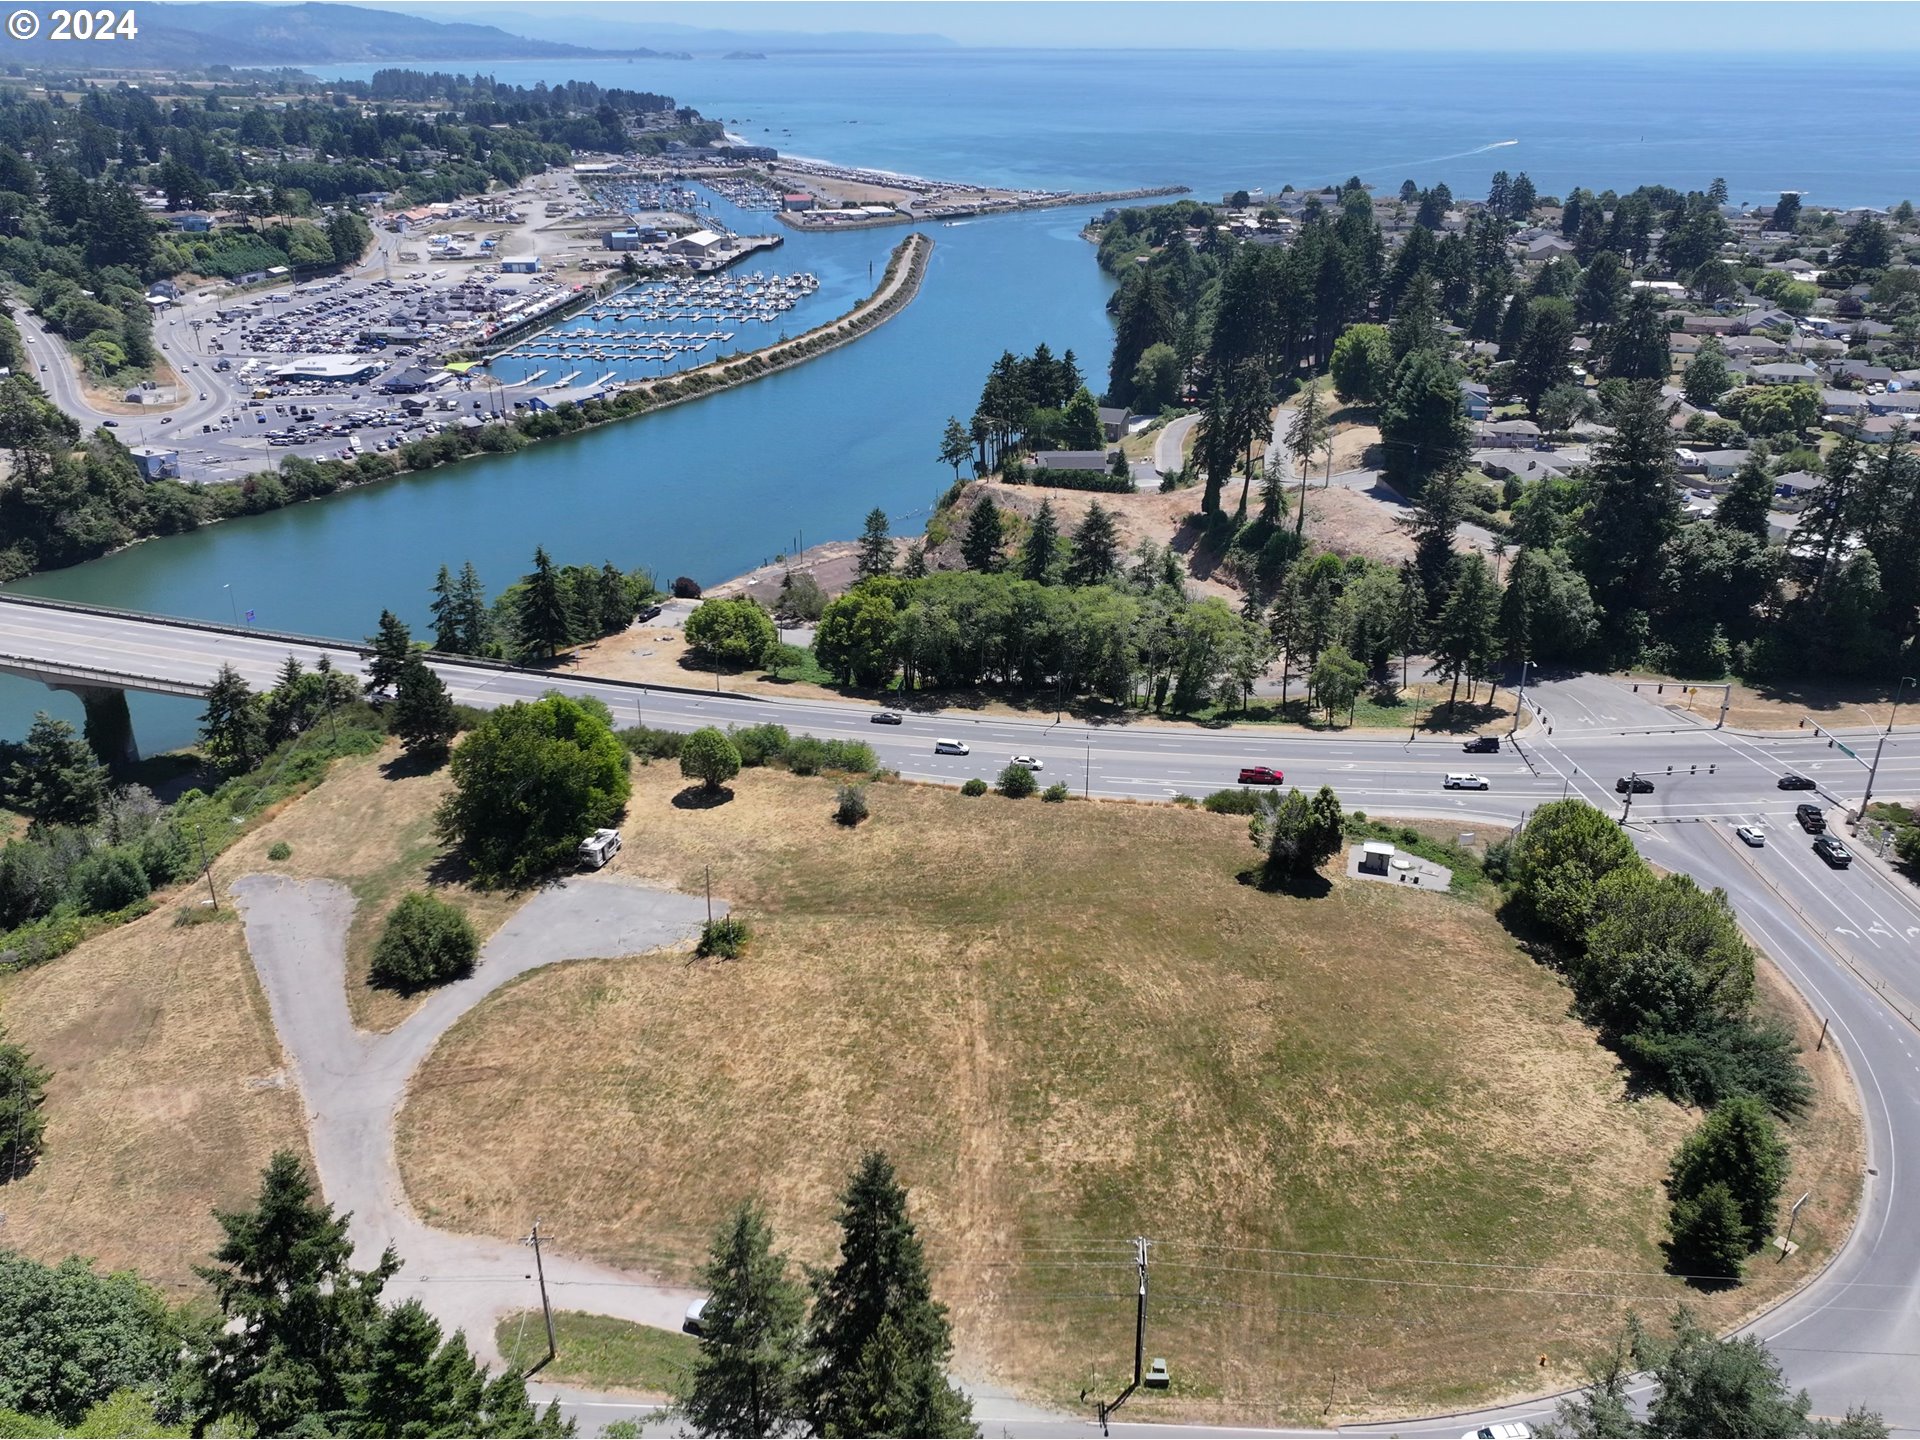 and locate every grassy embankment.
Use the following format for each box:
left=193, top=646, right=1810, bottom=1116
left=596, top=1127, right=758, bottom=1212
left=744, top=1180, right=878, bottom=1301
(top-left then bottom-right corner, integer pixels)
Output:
left=393, top=763, right=1856, bottom=1425
left=495, top=1311, right=698, bottom=1396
